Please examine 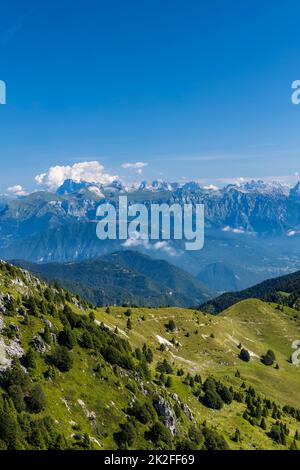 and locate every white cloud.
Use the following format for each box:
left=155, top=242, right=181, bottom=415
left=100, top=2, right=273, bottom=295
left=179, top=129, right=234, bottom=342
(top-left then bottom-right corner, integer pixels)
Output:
left=122, top=232, right=179, bottom=256
left=35, top=161, right=118, bottom=190
left=203, top=184, right=219, bottom=191
left=287, top=230, right=300, bottom=237
left=121, top=162, right=148, bottom=169
left=121, top=162, right=148, bottom=175
left=222, top=226, right=246, bottom=234
left=222, top=225, right=256, bottom=236
left=35, top=173, right=47, bottom=185
left=122, top=238, right=147, bottom=249
left=153, top=241, right=178, bottom=256
left=7, top=185, right=28, bottom=196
